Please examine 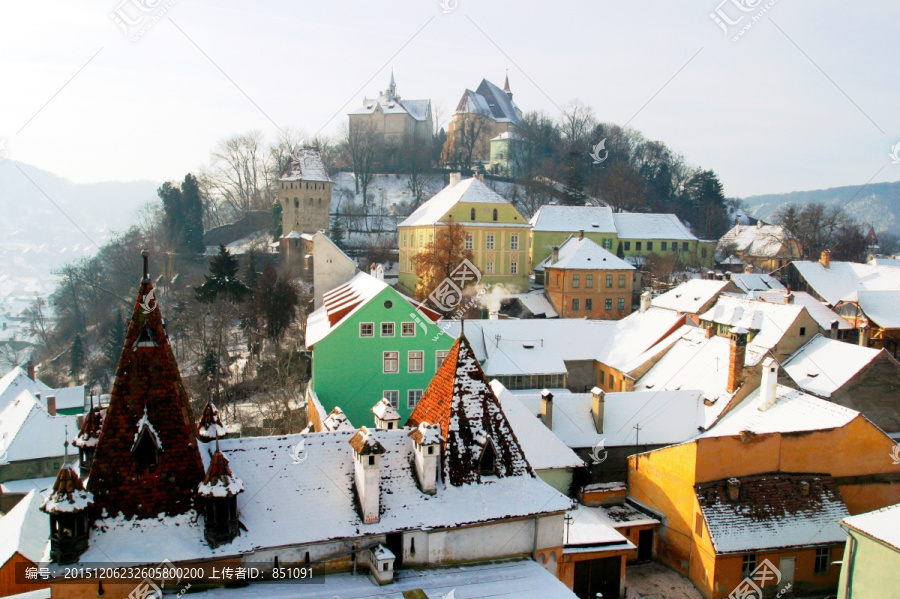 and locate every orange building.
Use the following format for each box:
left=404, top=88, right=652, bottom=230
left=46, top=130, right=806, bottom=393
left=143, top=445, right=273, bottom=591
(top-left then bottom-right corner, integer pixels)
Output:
left=628, top=358, right=900, bottom=599
left=539, top=234, right=636, bottom=319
